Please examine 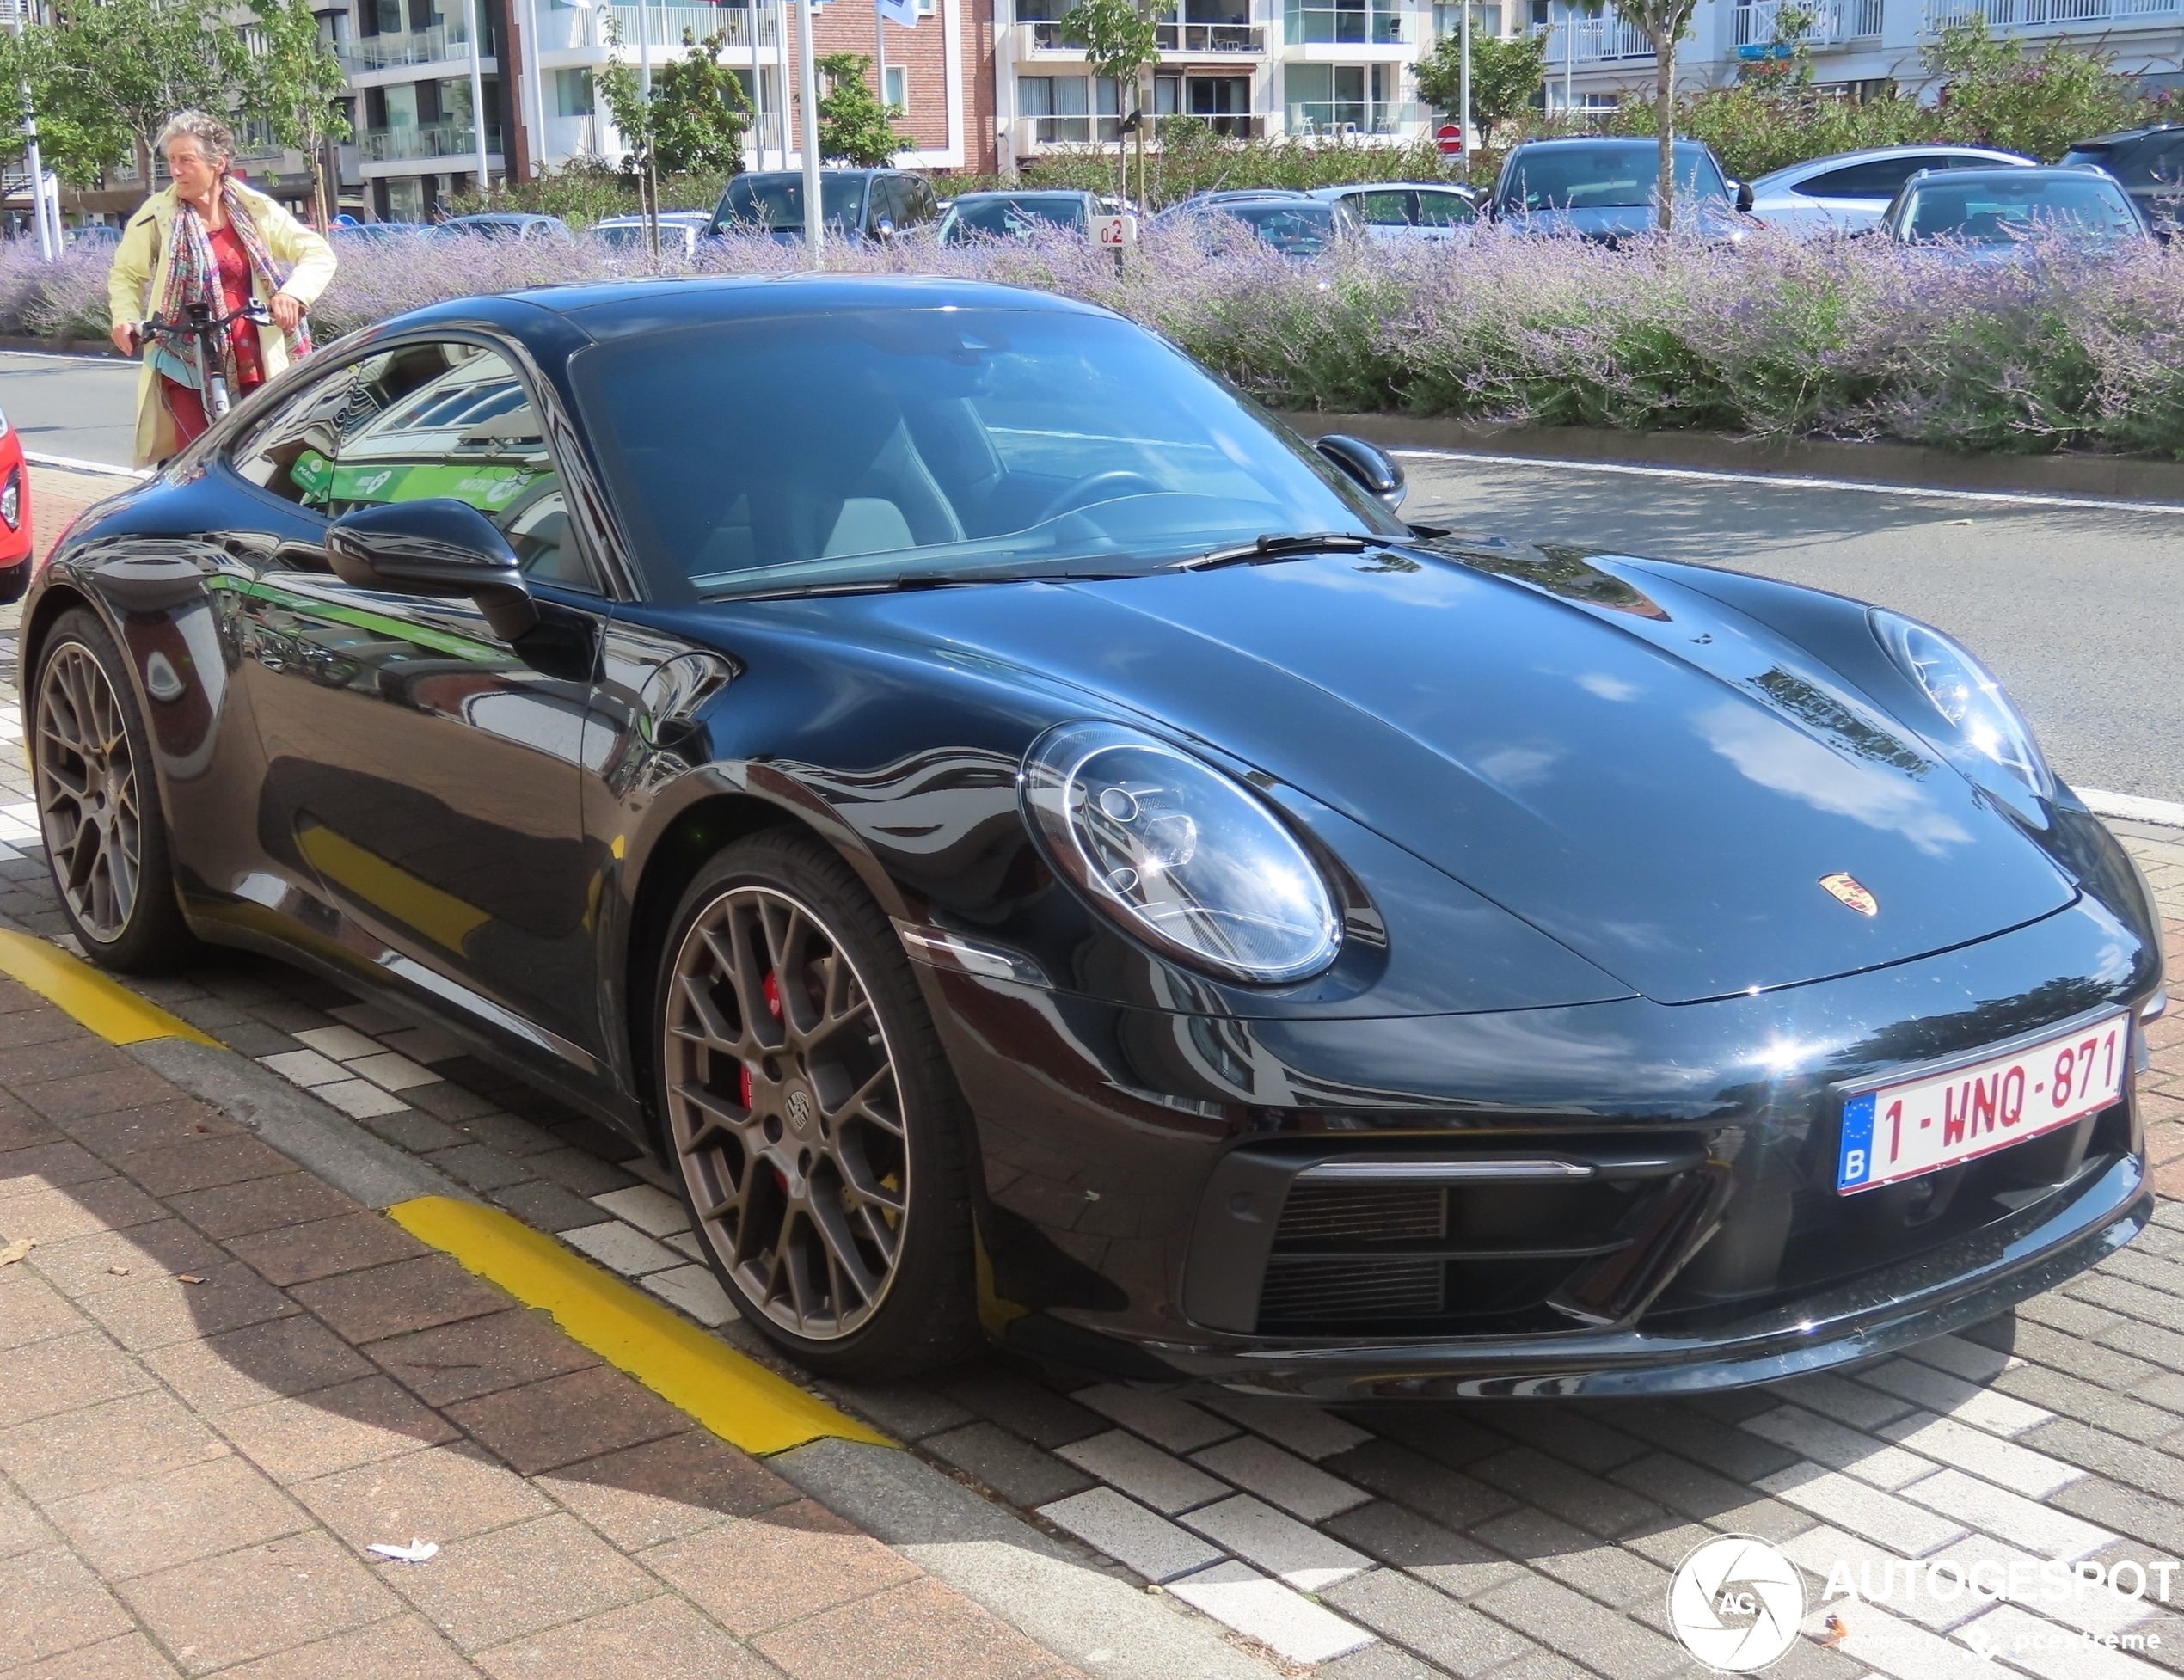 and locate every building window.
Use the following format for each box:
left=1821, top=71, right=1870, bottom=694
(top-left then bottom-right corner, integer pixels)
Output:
left=1285, top=63, right=1396, bottom=133
left=555, top=67, right=594, bottom=117
left=884, top=64, right=906, bottom=110
left=1018, top=75, right=1121, bottom=141
left=1432, top=2, right=1500, bottom=36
